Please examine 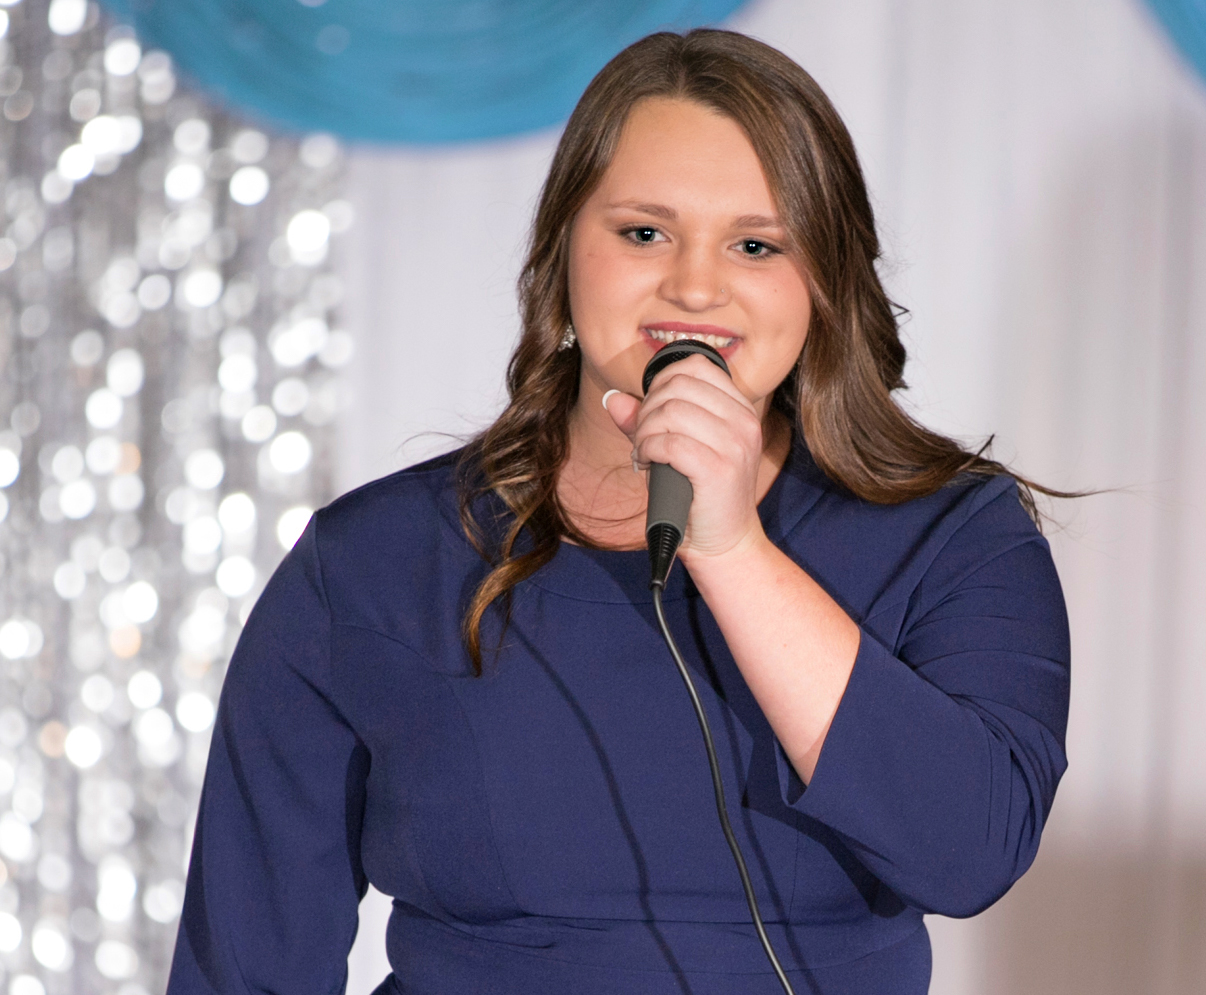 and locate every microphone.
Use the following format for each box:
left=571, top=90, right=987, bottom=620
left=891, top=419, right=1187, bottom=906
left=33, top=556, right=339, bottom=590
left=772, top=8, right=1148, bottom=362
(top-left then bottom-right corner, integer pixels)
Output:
left=642, top=339, right=731, bottom=588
